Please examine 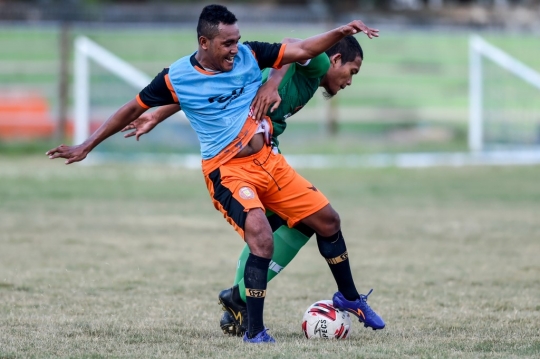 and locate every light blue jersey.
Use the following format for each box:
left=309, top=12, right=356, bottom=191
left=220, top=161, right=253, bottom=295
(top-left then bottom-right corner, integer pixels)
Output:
left=168, top=44, right=262, bottom=160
